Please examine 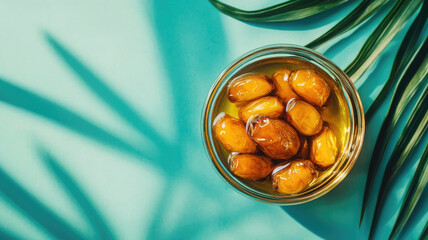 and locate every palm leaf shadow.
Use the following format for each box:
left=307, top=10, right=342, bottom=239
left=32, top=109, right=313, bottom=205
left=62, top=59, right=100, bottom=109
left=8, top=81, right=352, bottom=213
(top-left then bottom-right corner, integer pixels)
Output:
left=389, top=146, right=428, bottom=239
left=419, top=209, right=428, bottom=239
left=43, top=33, right=169, bottom=150
left=0, top=227, right=19, bottom=240
left=406, top=187, right=428, bottom=239
left=0, top=163, right=84, bottom=239
left=144, top=0, right=229, bottom=238
left=0, top=77, right=156, bottom=162
left=38, top=147, right=116, bottom=240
